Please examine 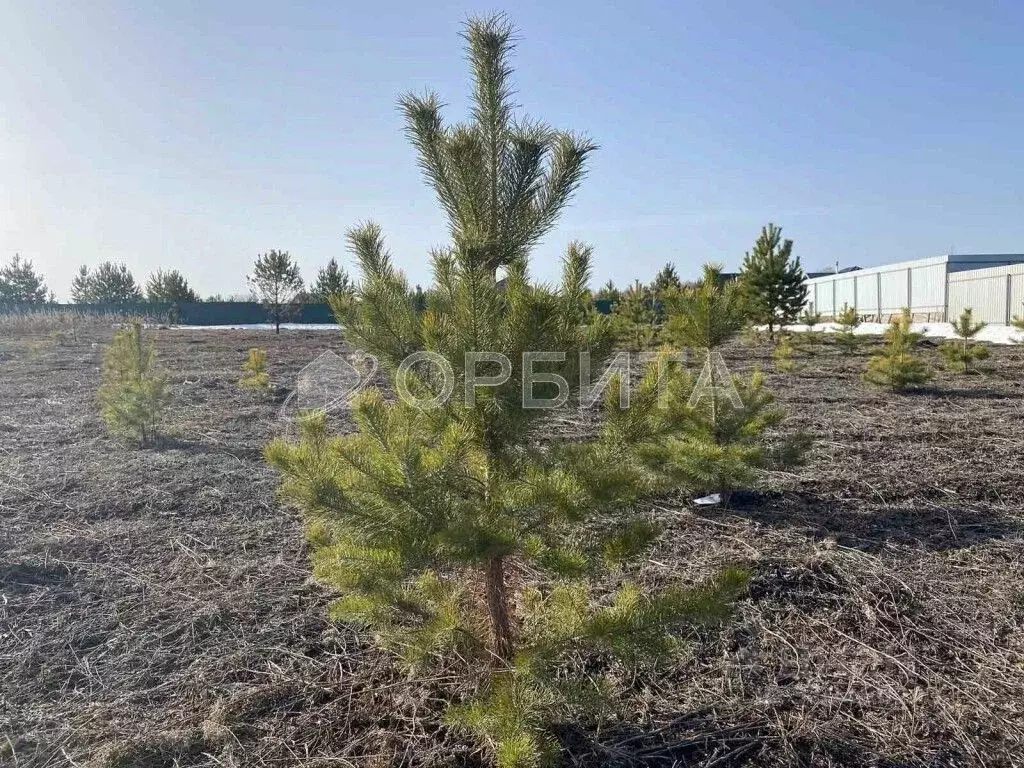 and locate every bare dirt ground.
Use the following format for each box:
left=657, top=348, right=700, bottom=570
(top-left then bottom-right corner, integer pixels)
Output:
left=1, top=325, right=1022, bottom=767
